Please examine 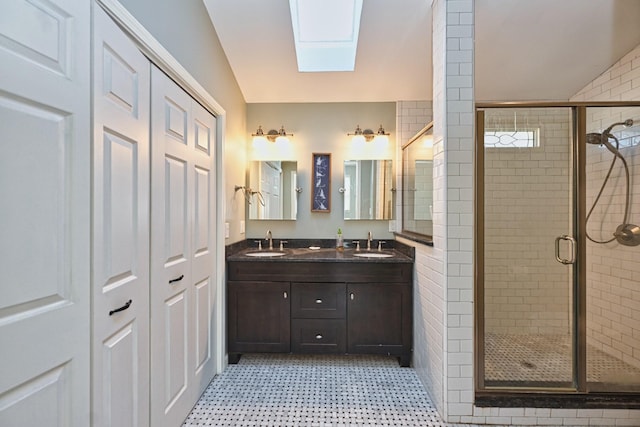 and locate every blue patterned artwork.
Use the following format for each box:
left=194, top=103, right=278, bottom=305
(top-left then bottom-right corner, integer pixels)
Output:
left=312, top=153, right=331, bottom=212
